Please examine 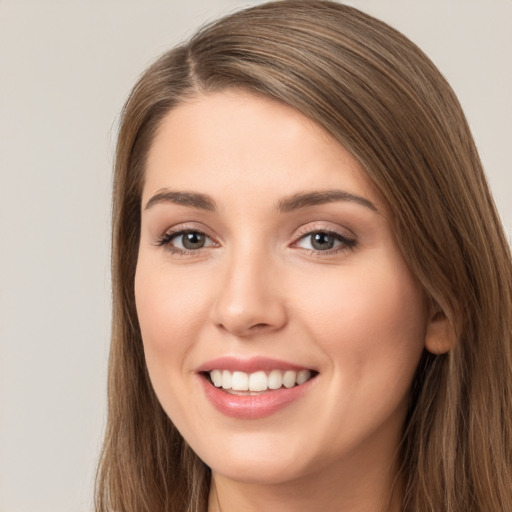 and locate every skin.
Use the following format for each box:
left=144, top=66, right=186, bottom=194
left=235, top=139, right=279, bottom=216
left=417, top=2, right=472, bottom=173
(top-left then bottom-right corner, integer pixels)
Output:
left=135, top=90, right=437, bottom=512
